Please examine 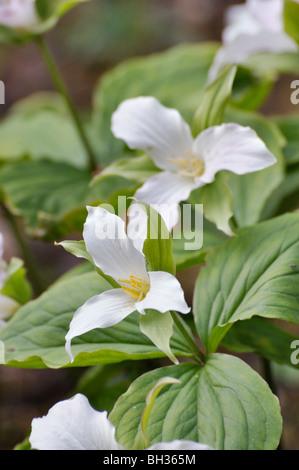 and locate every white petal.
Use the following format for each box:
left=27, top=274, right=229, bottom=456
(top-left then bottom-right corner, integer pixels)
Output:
left=134, top=171, right=199, bottom=231
left=111, top=96, right=194, bottom=171
left=29, top=394, right=122, bottom=450
left=135, top=271, right=190, bottom=315
left=148, top=440, right=214, bottom=450
left=193, top=123, right=276, bottom=184
left=247, top=0, right=284, bottom=32
left=65, top=289, right=136, bottom=362
left=0, top=293, right=19, bottom=321
left=84, top=206, right=148, bottom=282
left=127, top=202, right=148, bottom=253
